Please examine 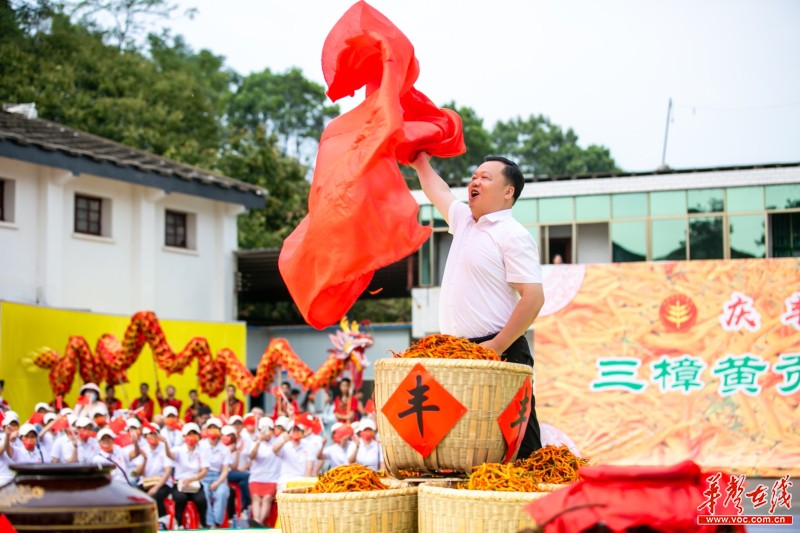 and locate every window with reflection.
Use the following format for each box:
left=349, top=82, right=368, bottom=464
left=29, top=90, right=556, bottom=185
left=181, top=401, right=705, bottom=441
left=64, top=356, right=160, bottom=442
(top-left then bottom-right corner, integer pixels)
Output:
left=652, top=219, right=686, bottom=261
left=688, top=189, right=724, bottom=213
left=729, top=215, right=766, bottom=259
left=727, top=186, right=763, bottom=213
left=611, top=193, right=647, bottom=218
left=650, top=191, right=686, bottom=217
left=689, top=216, right=723, bottom=260
left=611, top=221, right=646, bottom=262
left=576, top=195, right=610, bottom=221
left=765, top=184, right=800, bottom=210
